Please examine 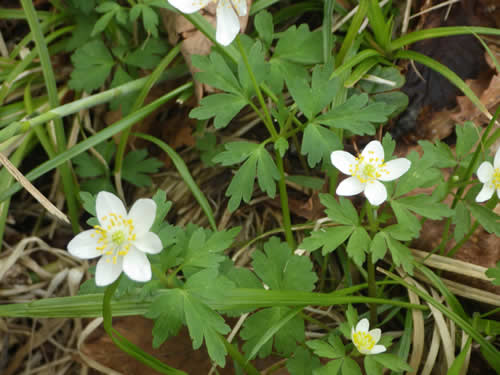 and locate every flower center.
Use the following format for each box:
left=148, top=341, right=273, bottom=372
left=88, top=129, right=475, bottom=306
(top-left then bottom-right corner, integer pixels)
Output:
left=91, top=213, right=137, bottom=264
left=493, top=169, right=500, bottom=189
left=352, top=331, right=375, bottom=351
left=349, top=155, right=388, bottom=184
